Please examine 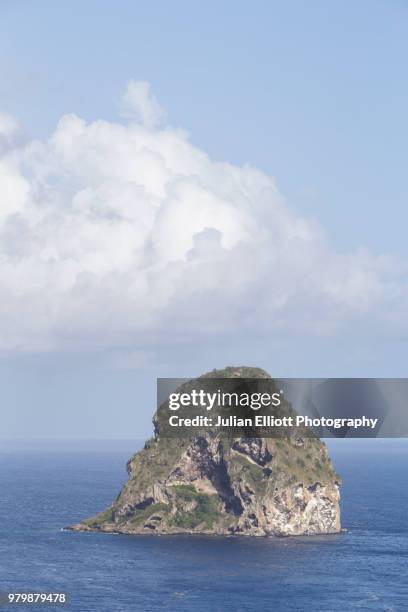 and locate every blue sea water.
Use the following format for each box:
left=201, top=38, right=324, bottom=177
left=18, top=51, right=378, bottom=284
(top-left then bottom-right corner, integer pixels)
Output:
left=0, top=440, right=407, bottom=611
